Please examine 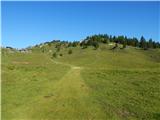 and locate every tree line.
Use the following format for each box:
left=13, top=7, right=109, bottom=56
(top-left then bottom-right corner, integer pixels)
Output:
left=79, top=34, right=160, bottom=50
left=4, top=34, right=160, bottom=51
